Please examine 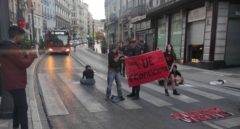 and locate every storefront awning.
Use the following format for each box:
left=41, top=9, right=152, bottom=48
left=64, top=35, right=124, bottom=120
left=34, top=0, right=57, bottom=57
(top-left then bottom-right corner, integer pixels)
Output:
left=131, top=15, right=149, bottom=24
left=146, top=0, right=200, bottom=18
